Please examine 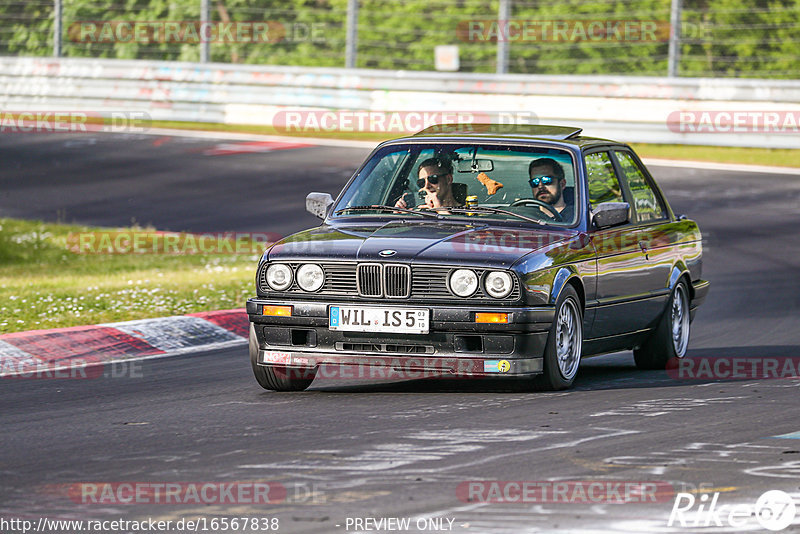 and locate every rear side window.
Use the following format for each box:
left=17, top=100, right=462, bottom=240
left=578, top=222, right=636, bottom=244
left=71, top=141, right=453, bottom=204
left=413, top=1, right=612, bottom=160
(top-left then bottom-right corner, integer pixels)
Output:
left=585, top=152, right=623, bottom=207
left=614, top=151, right=667, bottom=222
